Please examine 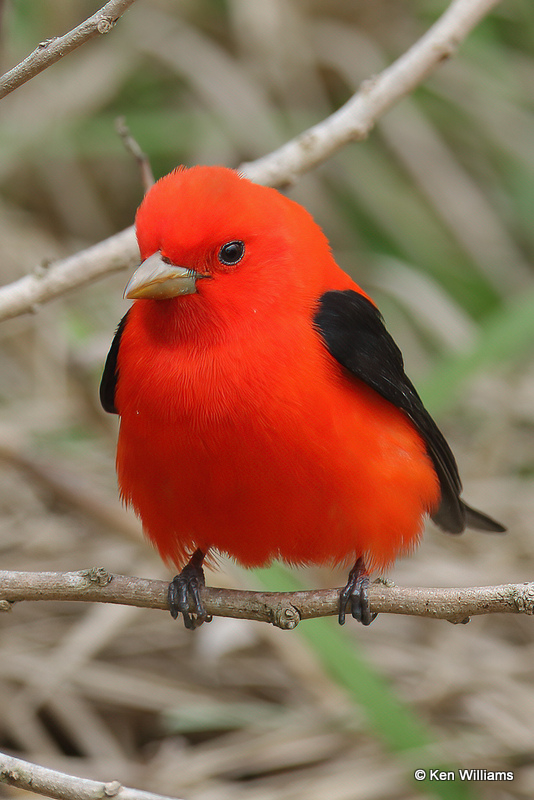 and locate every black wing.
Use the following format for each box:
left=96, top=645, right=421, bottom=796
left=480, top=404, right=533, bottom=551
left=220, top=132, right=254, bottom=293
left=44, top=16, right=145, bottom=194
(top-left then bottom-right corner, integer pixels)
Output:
left=314, top=290, right=504, bottom=534
left=100, top=311, right=130, bottom=415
